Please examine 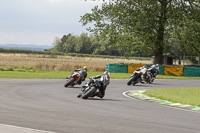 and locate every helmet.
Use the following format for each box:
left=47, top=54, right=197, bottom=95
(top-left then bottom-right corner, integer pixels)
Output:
left=143, top=65, right=147, bottom=68
left=83, top=66, right=88, bottom=71
left=104, top=71, right=110, bottom=78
